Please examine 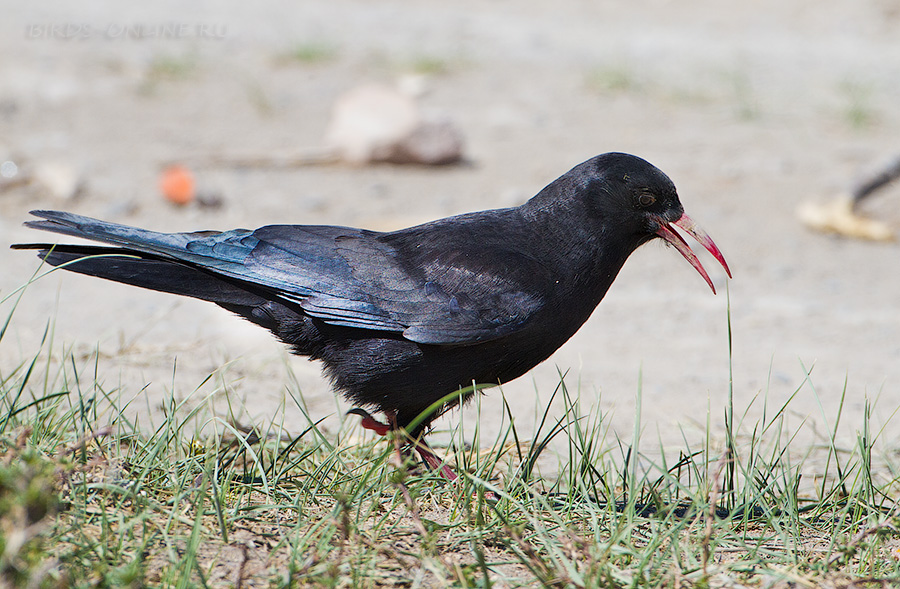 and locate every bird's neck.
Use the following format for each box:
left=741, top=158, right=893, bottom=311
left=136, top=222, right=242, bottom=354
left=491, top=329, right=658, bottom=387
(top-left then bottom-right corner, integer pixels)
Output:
left=518, top=204, right=637, bottom=320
